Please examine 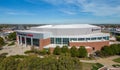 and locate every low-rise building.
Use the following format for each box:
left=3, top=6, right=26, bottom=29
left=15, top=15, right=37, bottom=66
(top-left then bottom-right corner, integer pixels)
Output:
left=16, top=24, right=110, bottom=53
